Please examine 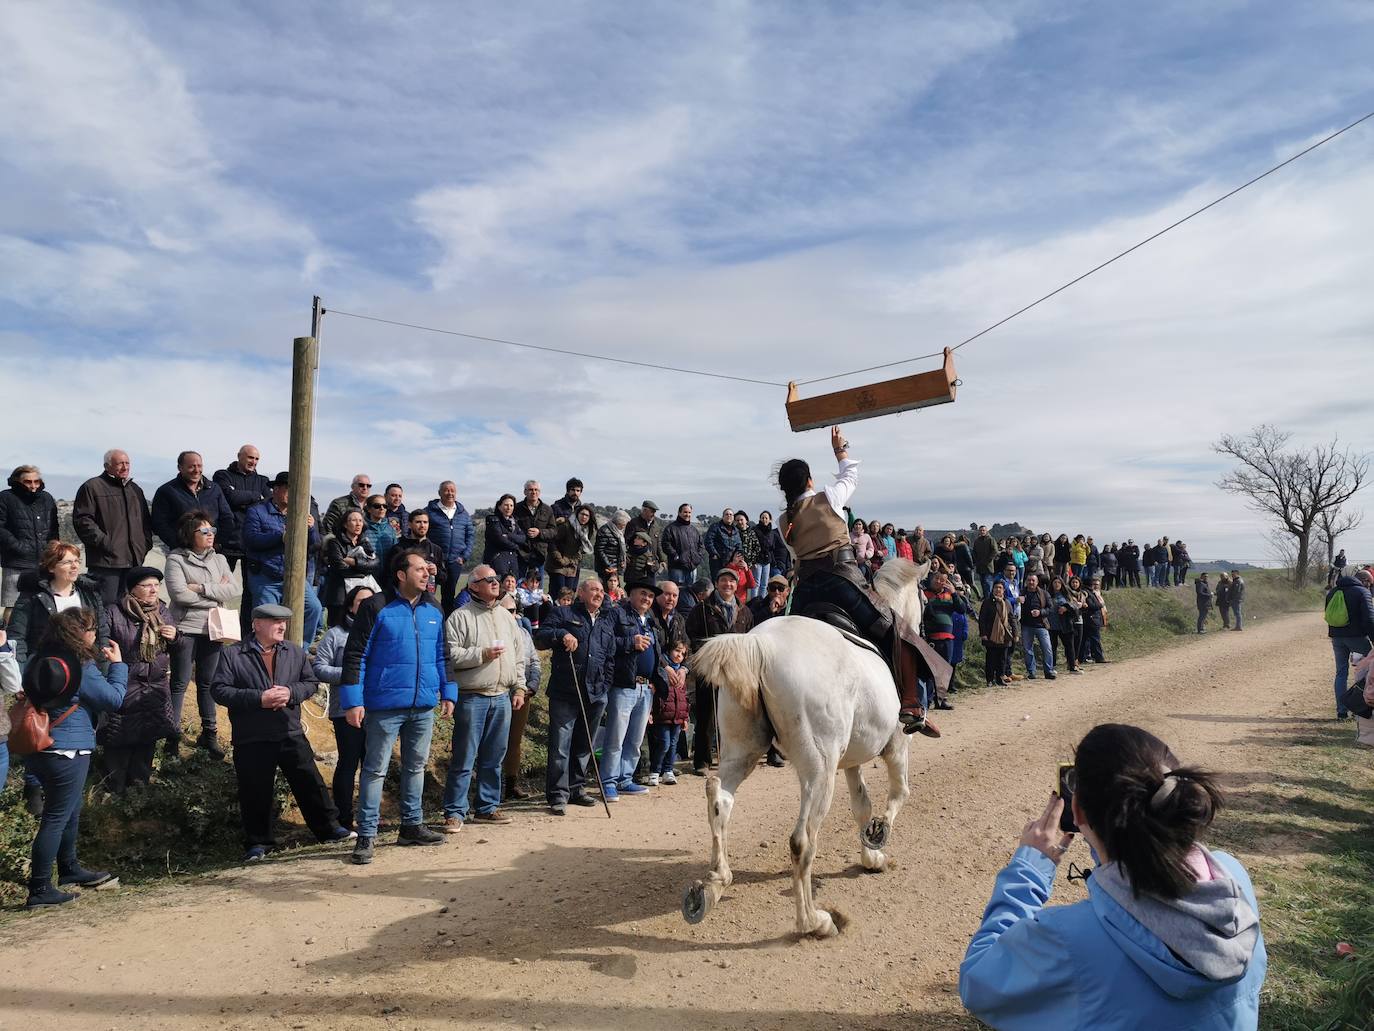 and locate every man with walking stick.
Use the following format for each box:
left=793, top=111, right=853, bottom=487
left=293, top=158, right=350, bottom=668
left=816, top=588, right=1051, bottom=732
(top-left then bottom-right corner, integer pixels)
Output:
left=535, top=578, right=617, bottom=816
